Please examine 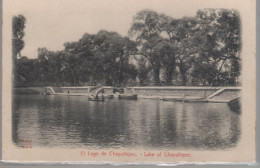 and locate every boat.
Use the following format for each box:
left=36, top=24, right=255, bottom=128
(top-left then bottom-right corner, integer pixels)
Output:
left=88, top=95, right=105, bottom=101
left=105, top=95, right=114, bottom=99
left=88, top=97, right=105, bottom=101
left=162, top=96, right=207, bottom=103
left=118, top=94, right=137, bottom=100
